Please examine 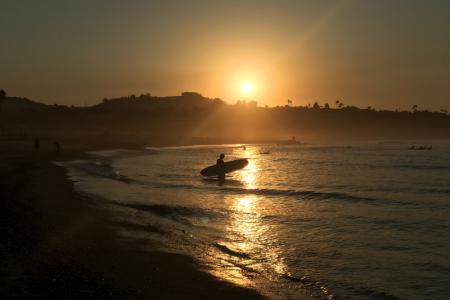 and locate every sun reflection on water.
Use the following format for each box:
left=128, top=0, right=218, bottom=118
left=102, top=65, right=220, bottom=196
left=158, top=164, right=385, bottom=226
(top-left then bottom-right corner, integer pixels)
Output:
left=237, top=148, right=258, bottom=189
left=208, top=147, right=287, bottom=287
